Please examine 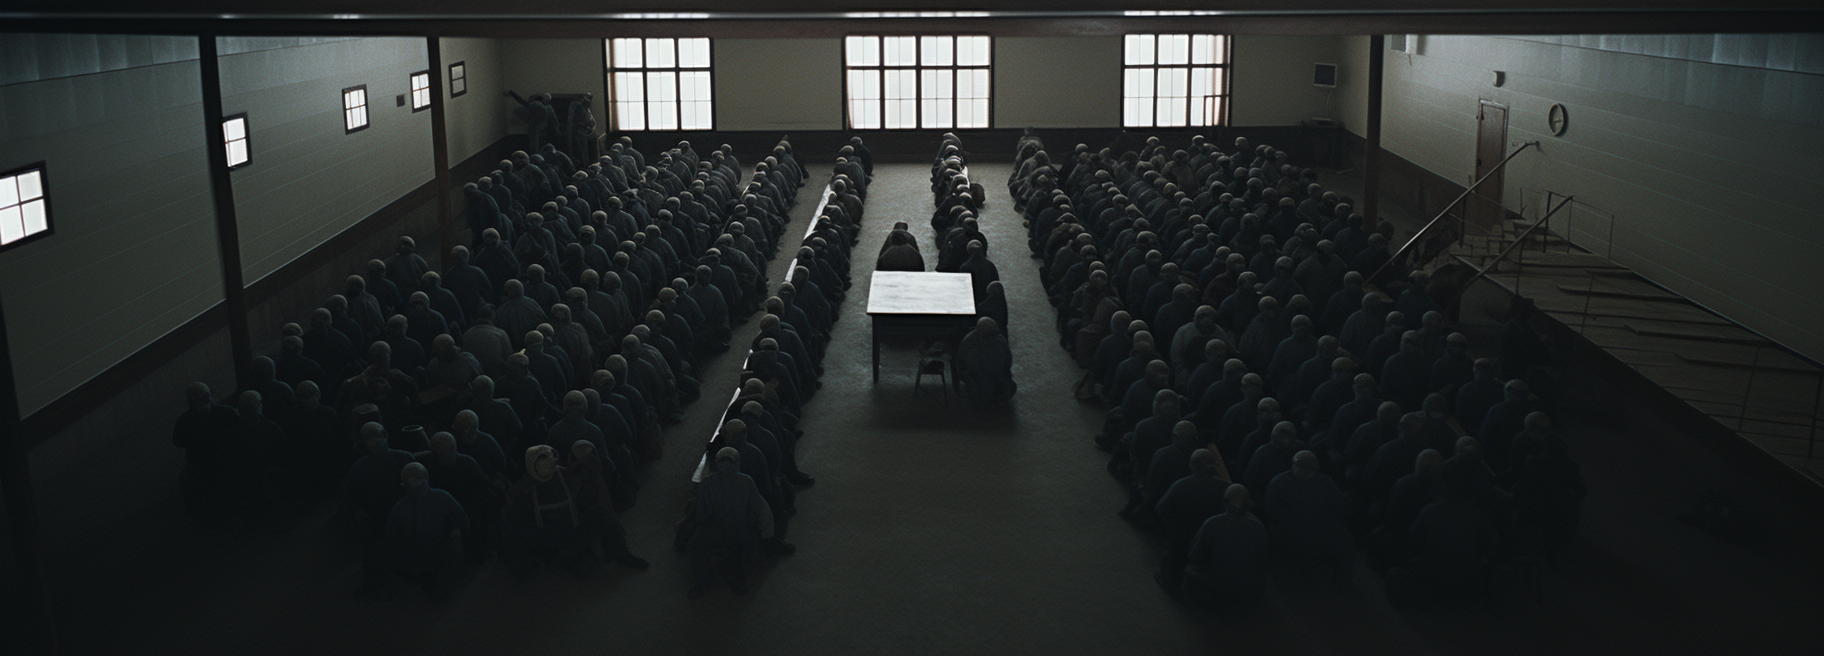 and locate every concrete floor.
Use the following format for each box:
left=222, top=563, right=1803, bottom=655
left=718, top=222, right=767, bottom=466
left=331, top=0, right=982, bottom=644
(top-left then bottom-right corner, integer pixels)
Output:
left=23, top=162, right=1824, bottom=655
